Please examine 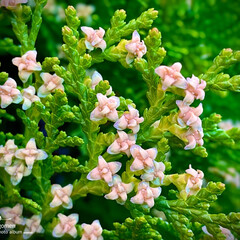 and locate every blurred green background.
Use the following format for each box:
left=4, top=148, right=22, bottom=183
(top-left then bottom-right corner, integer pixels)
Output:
left=0, top=0, right=239, bottom=231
